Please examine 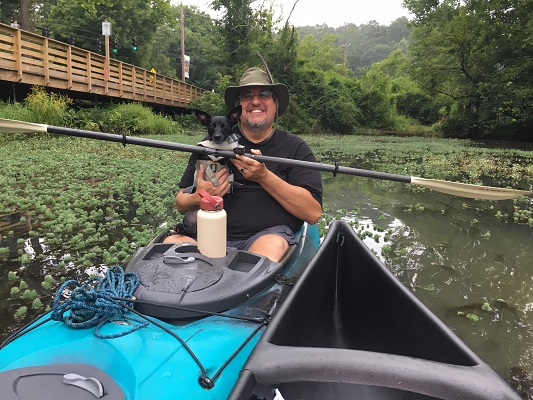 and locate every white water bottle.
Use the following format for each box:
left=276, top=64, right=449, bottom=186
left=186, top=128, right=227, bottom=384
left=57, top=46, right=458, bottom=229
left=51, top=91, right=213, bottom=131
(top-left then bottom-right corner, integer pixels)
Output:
left=197, top=190, right=227, bottom=258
